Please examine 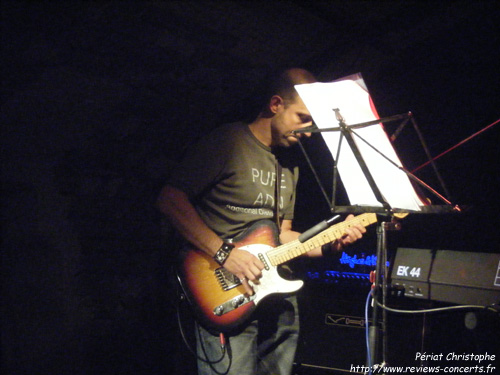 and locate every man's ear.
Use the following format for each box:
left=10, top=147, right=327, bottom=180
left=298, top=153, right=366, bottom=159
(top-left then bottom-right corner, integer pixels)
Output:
left=269, top=95, right=284, bottom=114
